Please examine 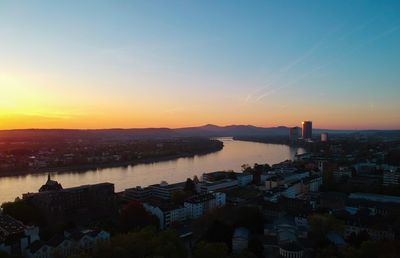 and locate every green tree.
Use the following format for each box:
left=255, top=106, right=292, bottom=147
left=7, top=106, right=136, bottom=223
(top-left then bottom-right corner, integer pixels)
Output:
left=0, top=251, right=12, bottom=258
left=233, top=207, right=264, bottom=234
left=171, top=190, right=192, bottom=205
left=68, top=254, right=91, bottom=258
left=93, top=227, right=186, bottom=258
left=309, top=213, right=344, bottom=243
left=193, top=242, right=229, bottom=258
left=120, top=201, right=159, bottom=231
left=247, top=237, right=264, bottom=258
left=1, top=199, right=43, bottom=226
left=202, top=220, right=233, bottom=249
left=184, top=178, right=196, bottom=194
